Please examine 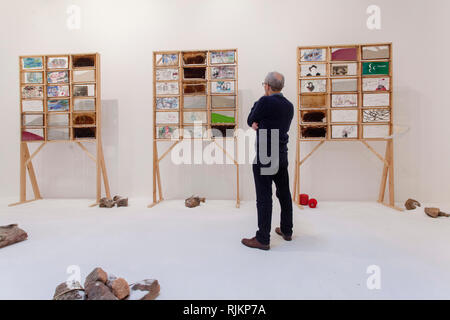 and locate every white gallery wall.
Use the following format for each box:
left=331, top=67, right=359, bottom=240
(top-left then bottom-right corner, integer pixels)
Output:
left=0, top=0, right=449, bottom=203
